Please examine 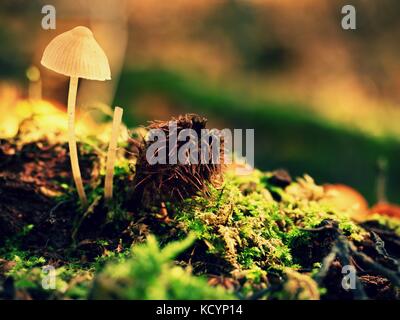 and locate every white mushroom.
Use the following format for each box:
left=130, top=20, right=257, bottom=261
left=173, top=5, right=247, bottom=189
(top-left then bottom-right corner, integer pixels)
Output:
left=41, top=26, right=111, bottom=207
